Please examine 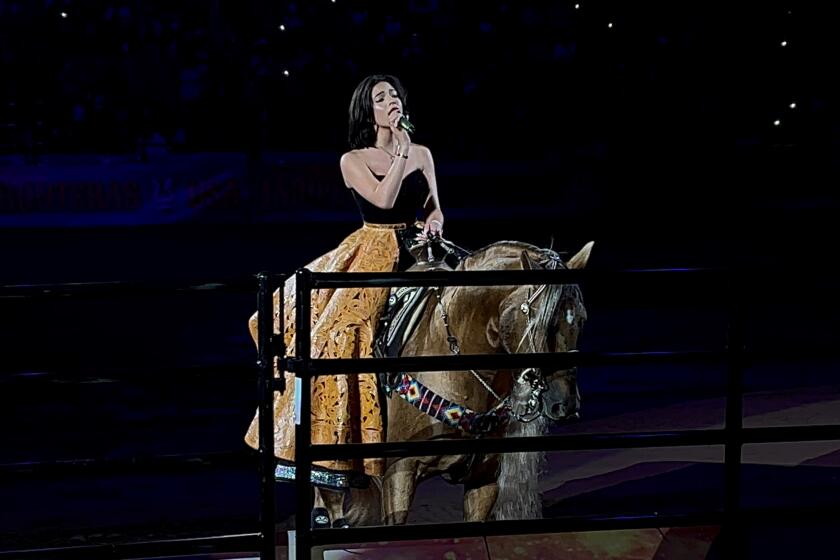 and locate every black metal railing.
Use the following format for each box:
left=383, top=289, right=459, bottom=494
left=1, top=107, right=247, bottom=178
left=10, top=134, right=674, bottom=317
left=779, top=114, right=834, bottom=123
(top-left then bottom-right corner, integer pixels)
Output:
left=3, top=269, right=838, bottom=558
left=0, top=278, right=255, bottom=299
left=256, top=267, right=840, bottom=560
left=0, top=277, right=261, bottom=560
left=0, top=534, right=261, bottom=560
